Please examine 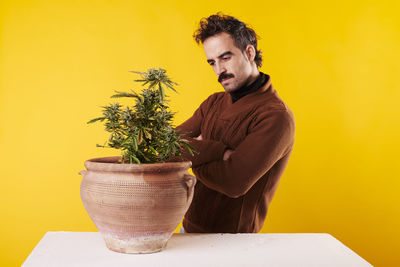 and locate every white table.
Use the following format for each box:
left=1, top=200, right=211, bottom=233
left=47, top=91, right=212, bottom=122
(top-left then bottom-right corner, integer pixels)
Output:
left=22, top=232, right=372, bottom=267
